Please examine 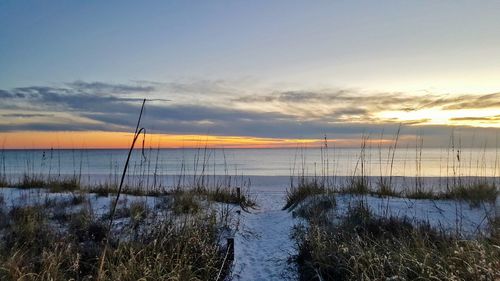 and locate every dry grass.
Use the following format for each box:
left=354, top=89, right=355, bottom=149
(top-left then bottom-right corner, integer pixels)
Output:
left=86, top=183, right=168, bottom=197
left=405, top=182, right=498, bottom=207
left=340, top=177, right=370, bottom=195
left=197, top=186, right=256, bottom=208
left=292, top=194, right=336, bottom=224
left=405, top=189, right=436, bottom=200
left=0, top=176, right=8, bottom=187
left=292, top=202, right=500, bottom=281
left=0, top=194, right=232, bottom=281
left=374, top=179, right=399, bottom=197
left=284, top=180, right=327, bottom=210
left=442, top=183, right=498, bottom=205
left=14, top=174, right=81, bottom=193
